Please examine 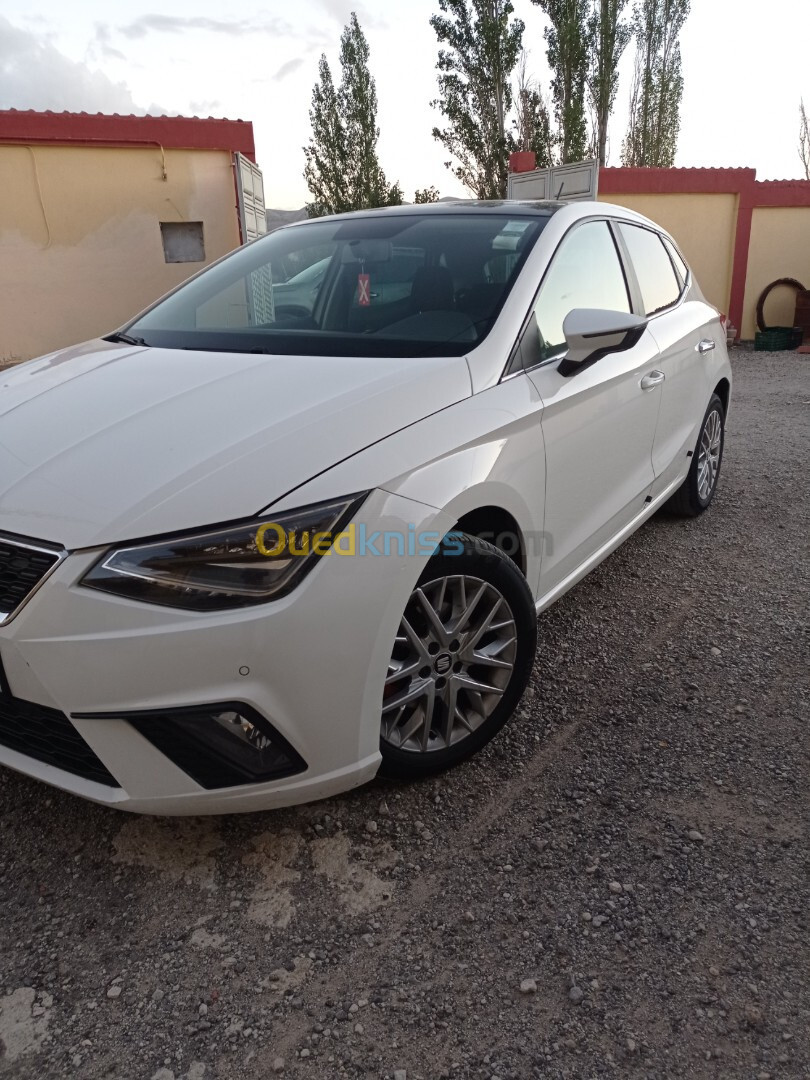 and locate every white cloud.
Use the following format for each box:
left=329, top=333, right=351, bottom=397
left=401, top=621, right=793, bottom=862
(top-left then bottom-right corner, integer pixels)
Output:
left=117, top=14, right=292, bottom=40
left=0, top=15, right=144, bottom=114
left=273, top=58, right=305, bottom=82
